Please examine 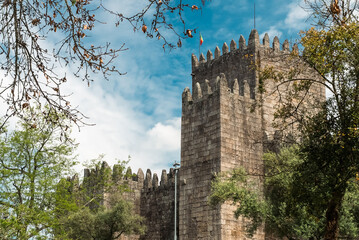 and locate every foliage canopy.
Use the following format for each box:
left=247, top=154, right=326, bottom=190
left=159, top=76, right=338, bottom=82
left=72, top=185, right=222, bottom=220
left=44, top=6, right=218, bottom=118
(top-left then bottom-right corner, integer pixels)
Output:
left=0, top=109, right=76, bottom=239
left=210, top=146, right=359, bottom=239
left=53, top=156, right=146, bottom=240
